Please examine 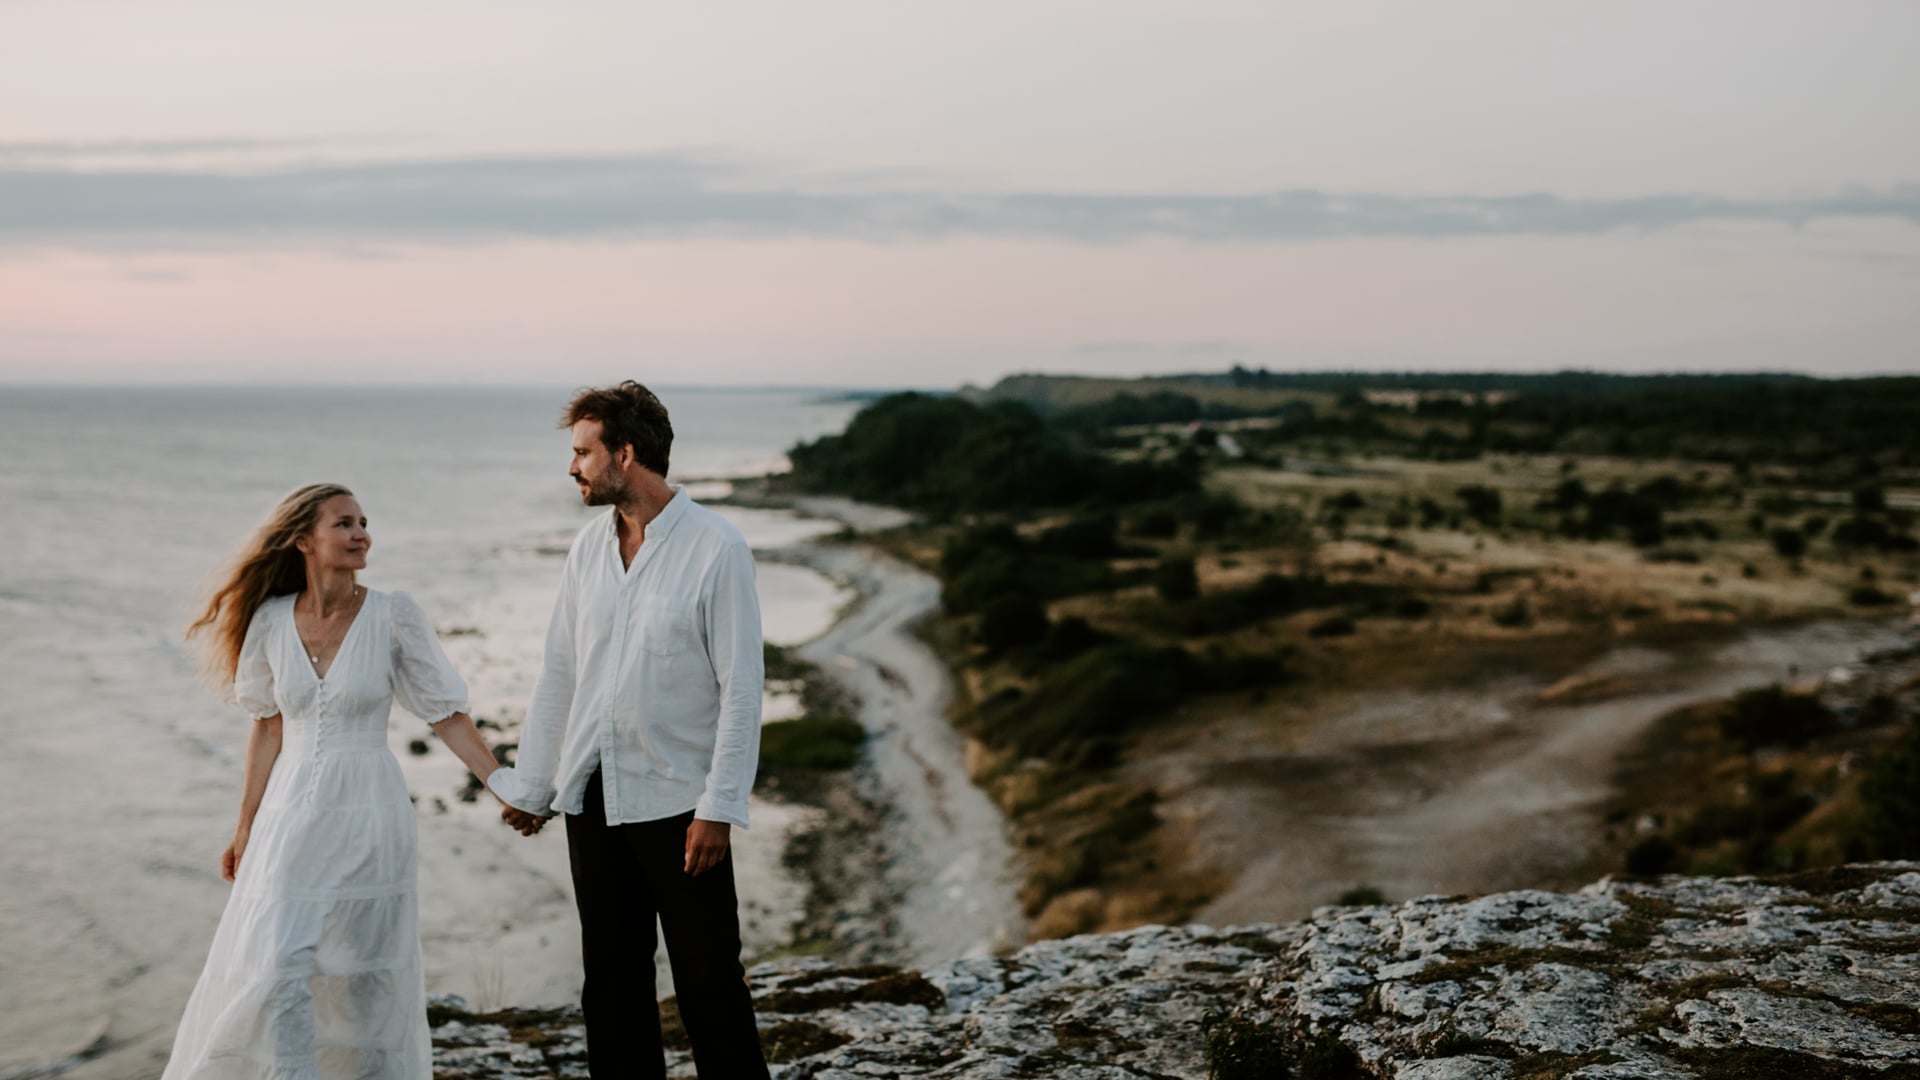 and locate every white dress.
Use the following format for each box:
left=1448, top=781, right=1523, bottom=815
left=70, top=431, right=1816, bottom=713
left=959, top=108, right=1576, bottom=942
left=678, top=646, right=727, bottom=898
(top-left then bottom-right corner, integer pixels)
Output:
left=163, top=589, right=469, bottom=1080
